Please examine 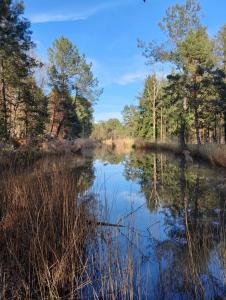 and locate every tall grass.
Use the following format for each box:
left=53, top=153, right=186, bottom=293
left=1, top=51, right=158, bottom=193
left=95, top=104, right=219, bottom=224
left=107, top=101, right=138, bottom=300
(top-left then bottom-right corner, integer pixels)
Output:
left=40, top=138, right=97, bottom=154
left=0, top=157, right=96, bottom=299
left=0, top=152, right=225, bottom=299
left=0, top=155, right=149, bottom=299
left=133, top=139, right=226, bottom=168
left=189, top=144, right=226, bottom=167
left=103, top=138, right=135, bottom=153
